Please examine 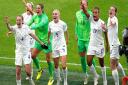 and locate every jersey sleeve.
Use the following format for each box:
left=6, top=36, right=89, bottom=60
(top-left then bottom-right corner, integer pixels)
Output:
left=89, top=15, right=93, bottom=22
left=48, top=23, right=51, bottom=32
left=63, top=22, right=67, bottom=32
left=75, top=12, right=78, bottom=36
left=75, top=22, right=78, bottom=35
